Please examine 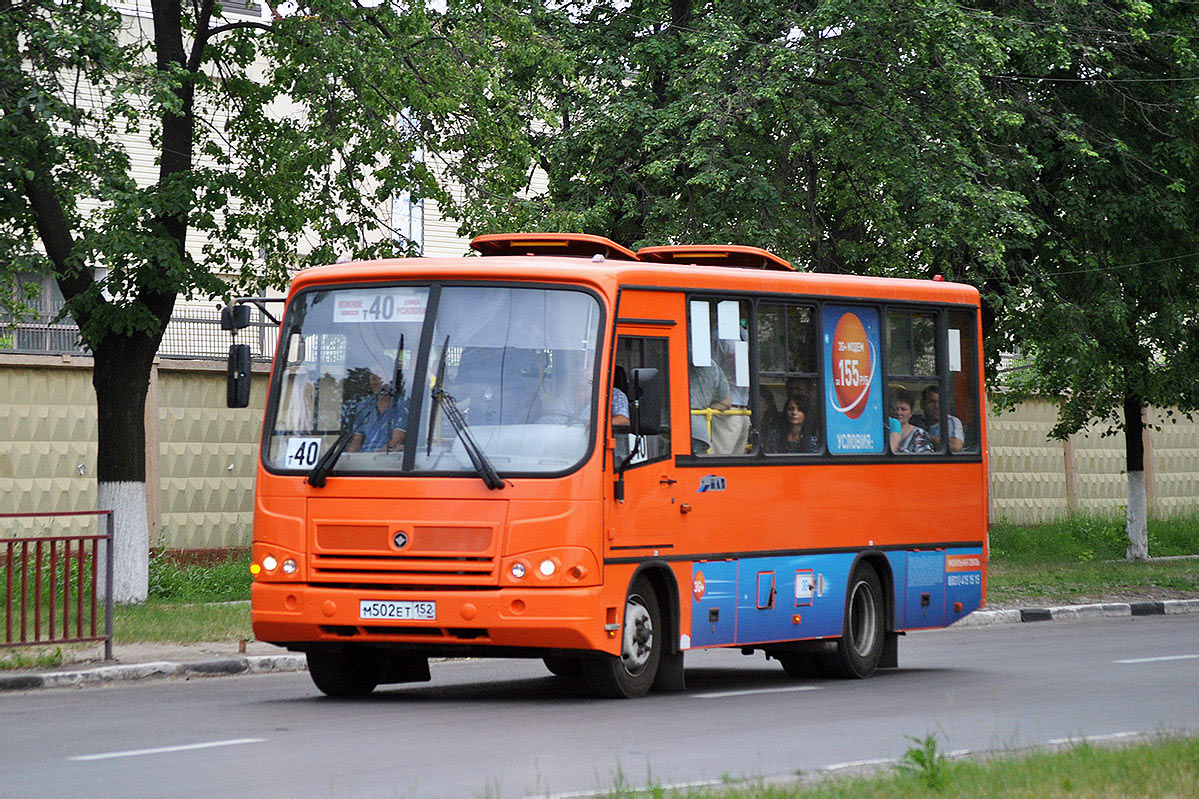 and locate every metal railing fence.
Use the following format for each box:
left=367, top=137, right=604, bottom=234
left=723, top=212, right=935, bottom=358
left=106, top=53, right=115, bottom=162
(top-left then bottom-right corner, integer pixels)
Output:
left=1, top=305, right=276, bottom=362
left=1, top=511, right=114, bottom=661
